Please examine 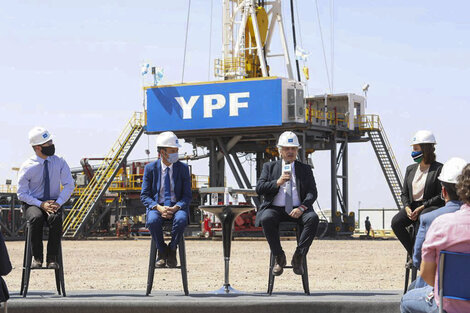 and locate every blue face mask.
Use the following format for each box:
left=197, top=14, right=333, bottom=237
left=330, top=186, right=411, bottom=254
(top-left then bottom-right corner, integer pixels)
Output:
left=167, top=152, right=179, bottom=164
left=411, top=151, right=423, bottom=163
